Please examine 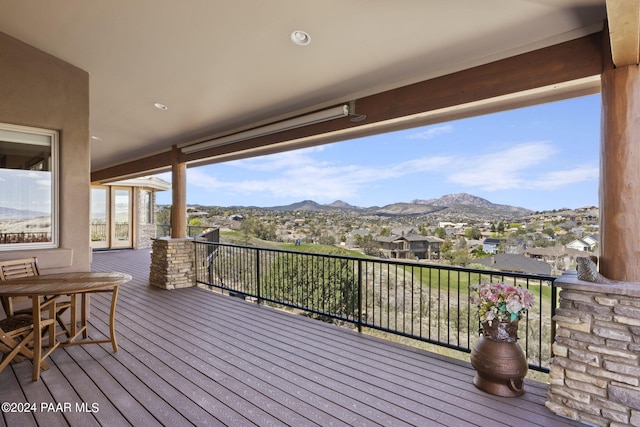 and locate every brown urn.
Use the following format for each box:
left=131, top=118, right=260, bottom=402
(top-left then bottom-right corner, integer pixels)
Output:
left=470, top=320, right=528, bottom=397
